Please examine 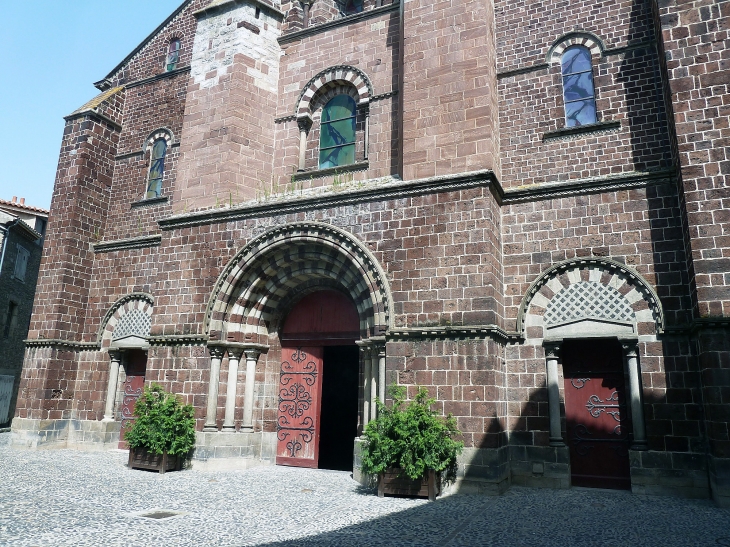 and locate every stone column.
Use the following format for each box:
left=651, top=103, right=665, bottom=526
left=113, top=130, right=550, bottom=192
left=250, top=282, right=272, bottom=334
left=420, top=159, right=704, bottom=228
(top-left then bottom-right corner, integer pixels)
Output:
left=368, top=346, right=379, bottom=422
left=545, top=343, right=565, bottom=447
left=203, top=346, right=225, bottom=432
left=378, top=347, right=386, bottom=403
left=361, top=345, right=372, bottom=431
left=222, top=349, right=243, bottom=432
left=623, top=342, right=648, bottom=450
left=297, top=120, right=308, bottom=172
left=241, top=349, right=261, bottom=433
left=363, top=104, right=370, bottom=160
left=103, top=350, right=122, bottom=422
